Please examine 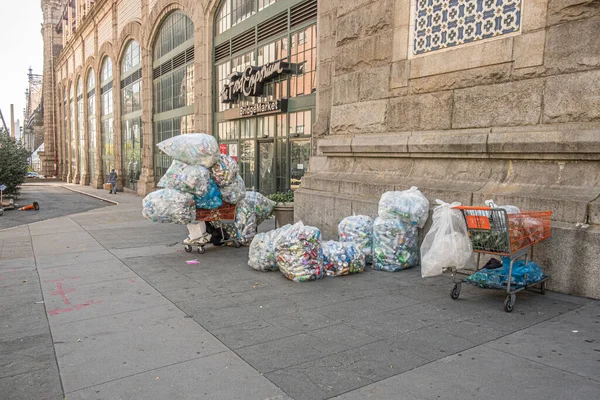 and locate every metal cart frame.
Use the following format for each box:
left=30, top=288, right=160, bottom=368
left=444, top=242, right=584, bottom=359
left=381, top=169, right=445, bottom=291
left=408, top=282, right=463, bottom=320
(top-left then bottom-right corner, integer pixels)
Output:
left=449, top=206, right=552, bottom=312
left=184, top=203, right=241, bottom=254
